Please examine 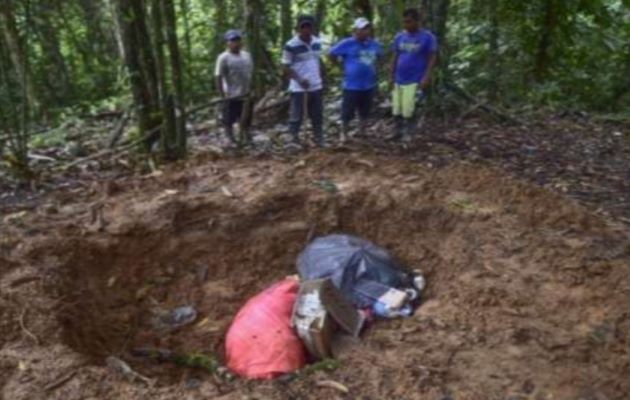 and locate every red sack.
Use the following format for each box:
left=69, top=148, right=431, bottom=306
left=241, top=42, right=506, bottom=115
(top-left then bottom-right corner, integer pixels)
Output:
left=225, top=279, right=306, bottom=379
